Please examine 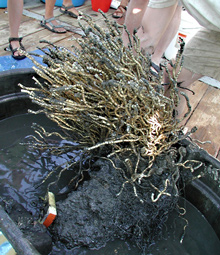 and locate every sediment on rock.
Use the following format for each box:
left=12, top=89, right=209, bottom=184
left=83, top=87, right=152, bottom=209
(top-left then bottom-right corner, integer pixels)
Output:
left=50, top=156, right=179, bottom=251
